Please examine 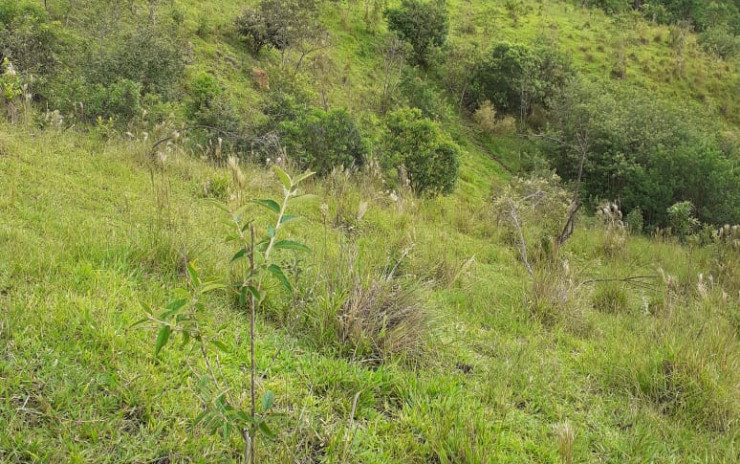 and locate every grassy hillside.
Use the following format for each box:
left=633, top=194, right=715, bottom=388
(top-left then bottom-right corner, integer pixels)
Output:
left=1, top=0, right=739, bottom=463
